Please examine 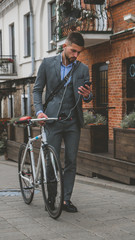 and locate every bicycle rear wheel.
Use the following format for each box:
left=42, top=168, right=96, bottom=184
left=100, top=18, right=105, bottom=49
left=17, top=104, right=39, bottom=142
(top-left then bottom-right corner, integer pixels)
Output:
left=18, top=144, right=34, bottom=204
left=41, top=145, right=63, bottom=219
